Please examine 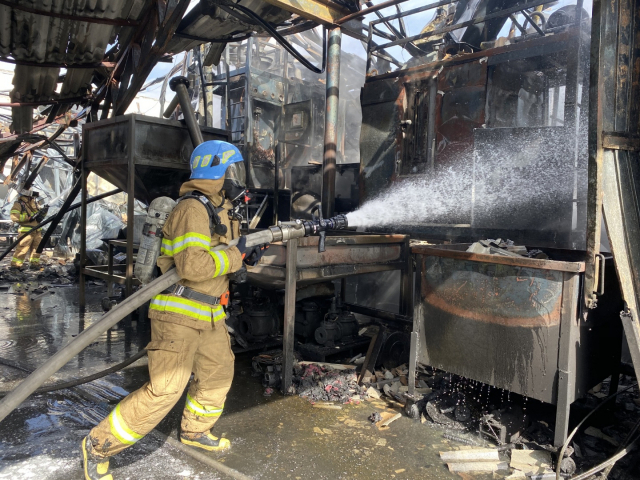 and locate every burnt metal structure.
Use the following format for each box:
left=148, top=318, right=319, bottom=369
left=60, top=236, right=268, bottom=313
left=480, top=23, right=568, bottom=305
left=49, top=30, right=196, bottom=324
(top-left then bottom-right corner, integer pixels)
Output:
left=360, top=0, right=590, bottom=250
left=208, top=33, right=363, bottom=224
left=588, top=0, right=640, bottom=384
left=246, top=233, right=413, bottom=393
left=410, top=244, right=623, bottom=446
left=357, top=0, right=640, bottom=447
left=80, top=114, right=228, bottom=302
